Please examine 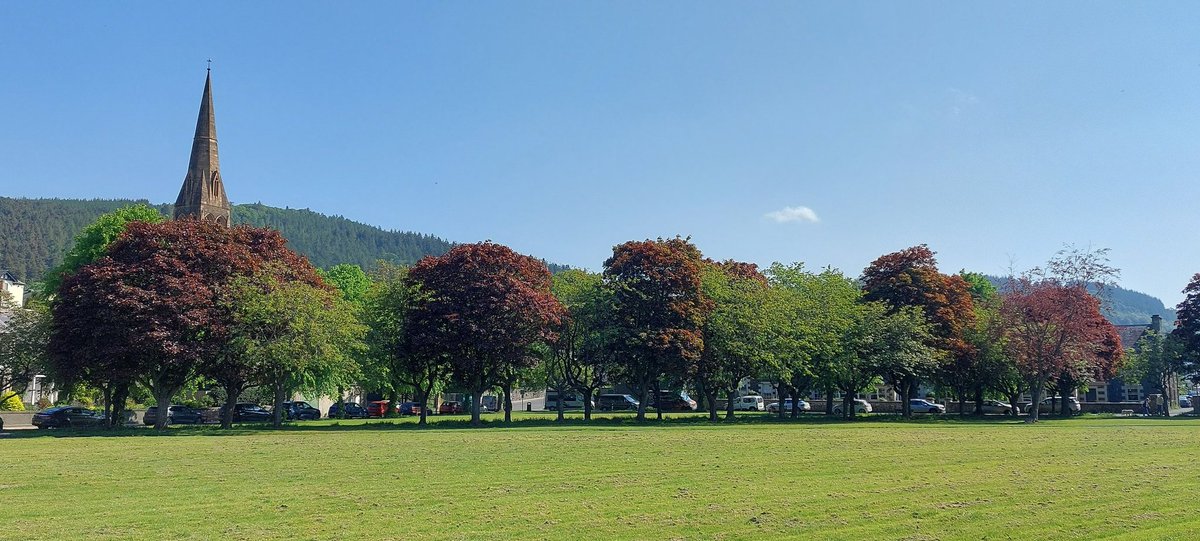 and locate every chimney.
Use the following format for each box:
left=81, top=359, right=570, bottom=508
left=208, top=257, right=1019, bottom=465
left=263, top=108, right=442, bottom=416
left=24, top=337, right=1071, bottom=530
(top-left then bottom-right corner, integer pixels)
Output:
left=1151, top=314, right=1162, bottom=333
